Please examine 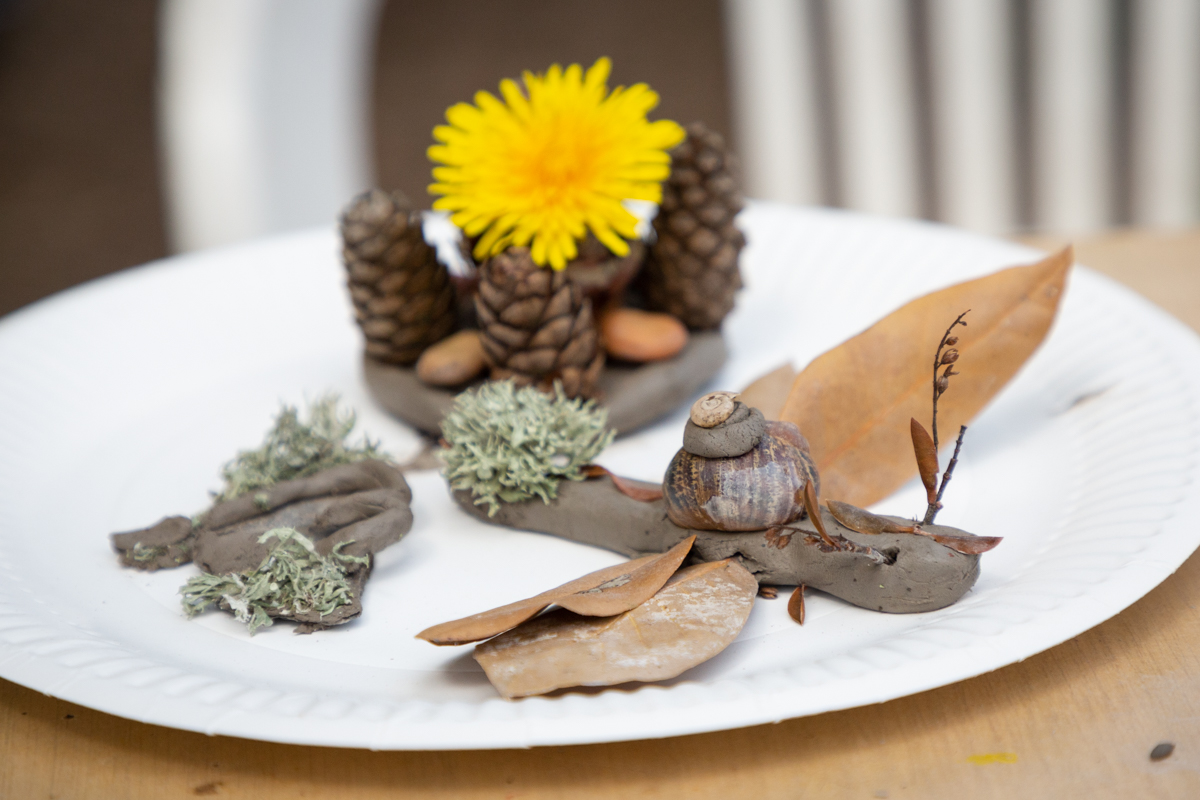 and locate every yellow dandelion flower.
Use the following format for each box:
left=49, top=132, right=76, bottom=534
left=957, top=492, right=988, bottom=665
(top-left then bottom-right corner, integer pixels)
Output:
left=428, top=57, right=685, bottom=270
